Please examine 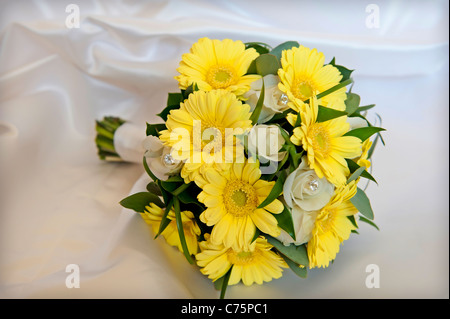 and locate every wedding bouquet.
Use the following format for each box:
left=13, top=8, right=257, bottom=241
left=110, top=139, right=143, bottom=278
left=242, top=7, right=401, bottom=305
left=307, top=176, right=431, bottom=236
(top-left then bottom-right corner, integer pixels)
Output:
left=95, top=38, right=385, bottom=298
